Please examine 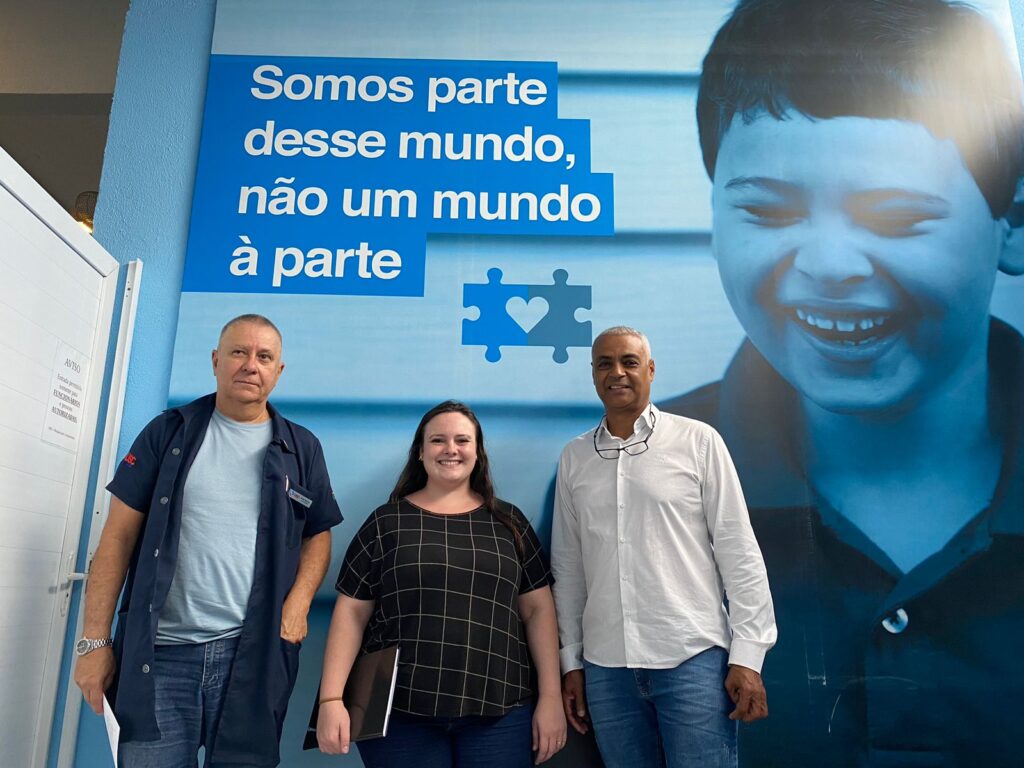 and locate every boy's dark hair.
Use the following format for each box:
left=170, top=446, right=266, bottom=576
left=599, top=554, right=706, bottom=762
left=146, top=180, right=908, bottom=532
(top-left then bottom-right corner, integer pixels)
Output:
left=697, top=0, right=1024, bottom=217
